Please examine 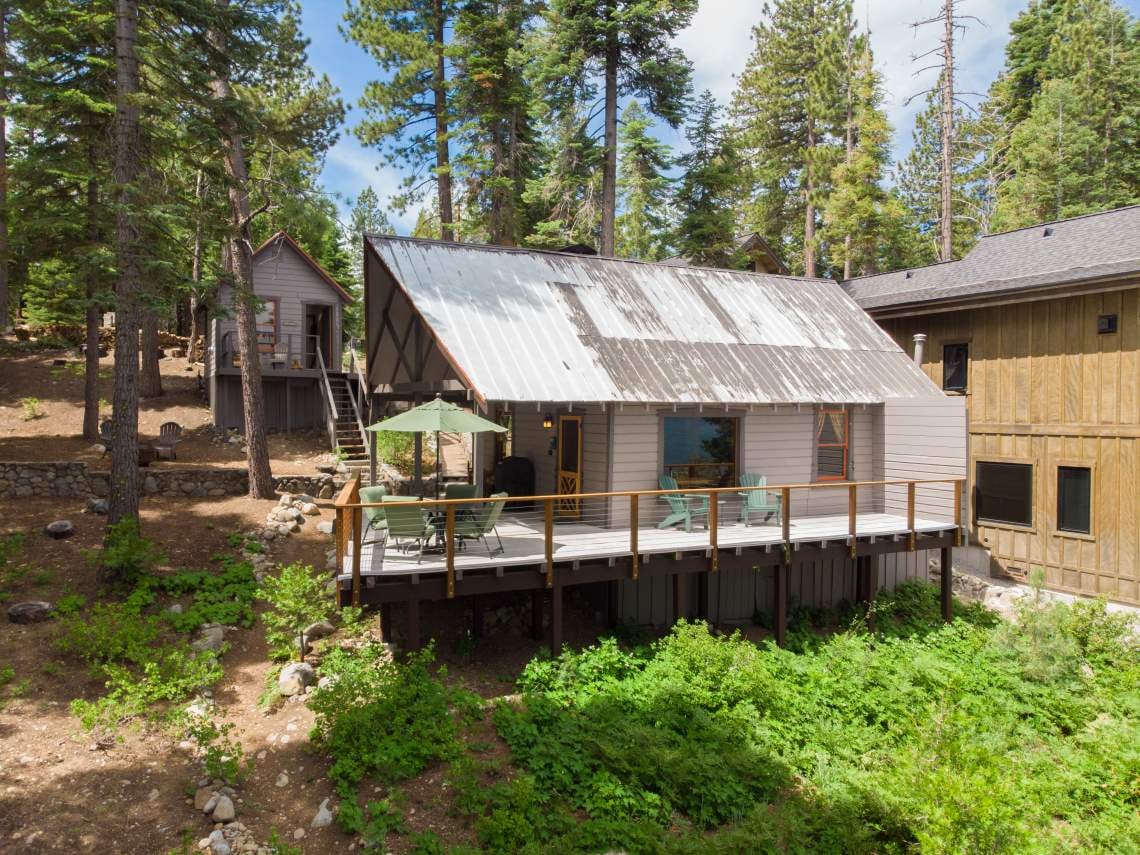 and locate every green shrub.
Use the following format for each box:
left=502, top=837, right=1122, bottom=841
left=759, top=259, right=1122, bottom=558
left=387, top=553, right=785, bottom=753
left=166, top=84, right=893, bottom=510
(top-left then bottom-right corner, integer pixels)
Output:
left=20, top=397, right=44, bottom=420
left=181, top=713, right=248, bottom=785
left=56, top=602, right=162, bottom=674
left=55, top=593, right=87, bottom=615
left=93, top=518, right=163, bottom=587
left=154, top=560, right=258, bottom=632
left=259, top=562, right=334, bottom=661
